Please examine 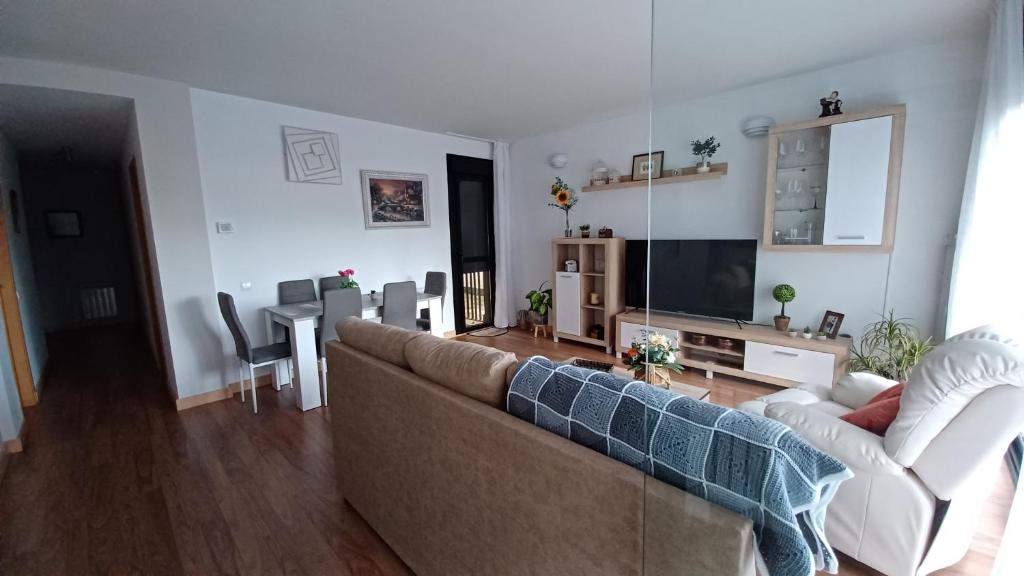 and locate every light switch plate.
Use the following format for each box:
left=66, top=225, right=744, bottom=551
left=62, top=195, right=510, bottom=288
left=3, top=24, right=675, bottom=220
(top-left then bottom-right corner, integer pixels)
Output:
left=216, top=221, right=235, bottom=234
